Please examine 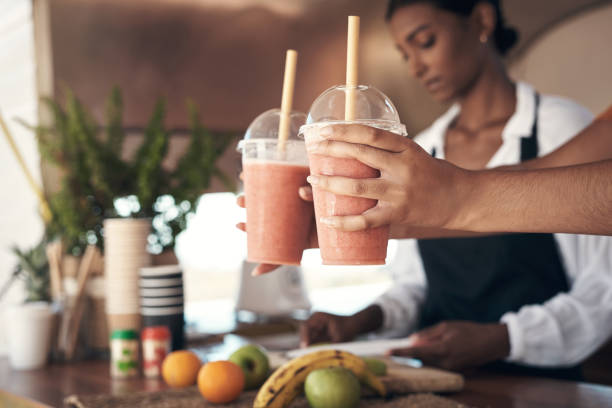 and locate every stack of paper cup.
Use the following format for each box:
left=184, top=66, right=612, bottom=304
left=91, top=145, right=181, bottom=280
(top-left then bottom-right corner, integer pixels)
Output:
left=139, top=265, right=184, bottom=351
left=104, top=218, right=152, bottom=332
